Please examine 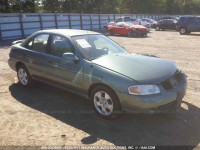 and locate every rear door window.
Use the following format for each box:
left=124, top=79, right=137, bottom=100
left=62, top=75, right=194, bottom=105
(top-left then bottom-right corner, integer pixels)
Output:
left=25, top=40, right=33, bottom=49
left=195, top=17, right=200, bottom=23
left=186, top=17, right=194, bottom=23
left=32, top=34, right=49, bottom=53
